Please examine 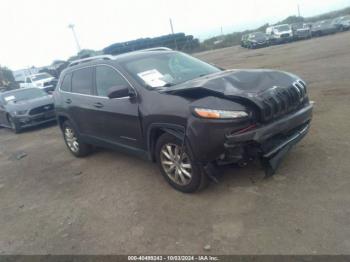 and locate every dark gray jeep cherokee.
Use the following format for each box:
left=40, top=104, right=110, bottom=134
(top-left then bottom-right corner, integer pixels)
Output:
left=54, top=48, right=313, bottom=193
